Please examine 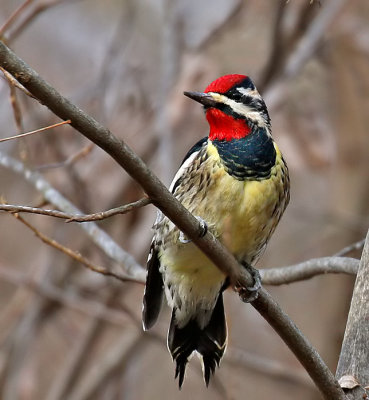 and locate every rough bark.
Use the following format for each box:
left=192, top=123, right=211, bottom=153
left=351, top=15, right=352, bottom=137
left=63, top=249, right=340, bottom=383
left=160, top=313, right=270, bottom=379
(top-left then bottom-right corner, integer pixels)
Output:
left=336, top=230, right=369, bottom=399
